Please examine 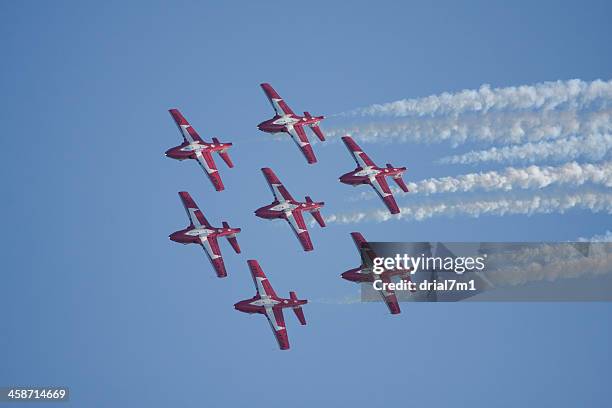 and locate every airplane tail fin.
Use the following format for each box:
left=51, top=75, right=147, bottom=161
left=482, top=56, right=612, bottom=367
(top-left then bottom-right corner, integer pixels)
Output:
left=305, top=196, right=326, bottom=227
left=304, top=111, right=325, bottom=141
left=387, top=163, right=409, bottom=192
left=401, top=271, right=417, bottom=292
left=222, top=221, right=241, bottom=253
left=213, top=137, right=234, bottom=168
left=289, top=291, right=307, bottom=325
